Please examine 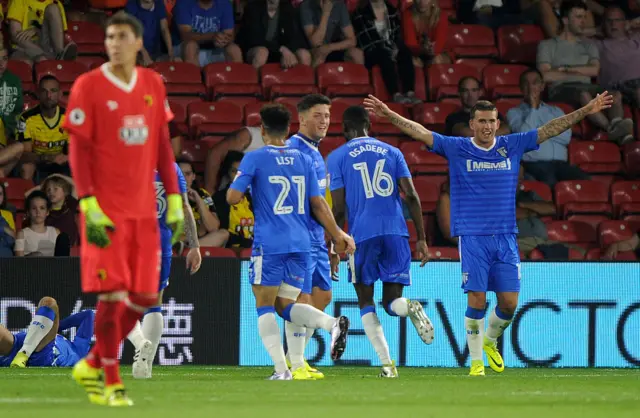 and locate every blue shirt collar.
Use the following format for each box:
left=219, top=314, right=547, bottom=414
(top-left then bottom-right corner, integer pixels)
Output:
left=294, top=132, right=320, bottom=148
